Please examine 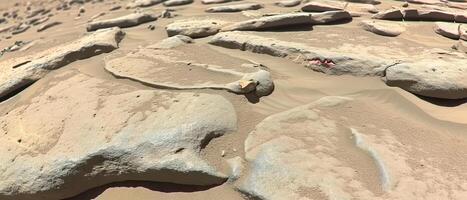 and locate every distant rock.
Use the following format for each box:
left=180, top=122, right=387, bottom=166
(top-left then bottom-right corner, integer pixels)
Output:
left=360, top=20, right=406, bottom=37
left=222, top=11, right=352, bottom=31
left=274, top=0, right=301, bottom=7
left=163, top=0, right=193, bottom=6
left=301, top=1, right=342, bottom=12
left=87, top=12, right=157, bottom=31
left=384, top=58, right=467, bottom=99
left=403, top=9, right=455, bottom=21
left=372, top=9, right=403, bottom=20
left=0, top=28, right=124, bottom=100
left=0, top=71, right=236, bottom=200
left=201, top=0, right=241, bottom=4
left=433, top=22, right=464, bottom=40
left=166, top=20, right=225, bottom=38
left=206, top=3, right=263, bottom=12
left=126, top=0, right=166, bottom=8
left=37, top=21, right=62, bottom=32
left=147, top=35, right=193, bottom=49
left=11, top=23, right=30, bottom=35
